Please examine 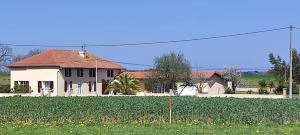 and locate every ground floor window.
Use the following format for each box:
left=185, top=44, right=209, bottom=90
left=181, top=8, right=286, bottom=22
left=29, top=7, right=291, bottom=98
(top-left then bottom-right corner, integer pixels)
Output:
left=89, top=81, right=96, bottom=92
left=38, top=81, right=53, bottom=93
left=64, top=81, right=72, bottom=92
left=14, top=81, right=30, bottom=93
